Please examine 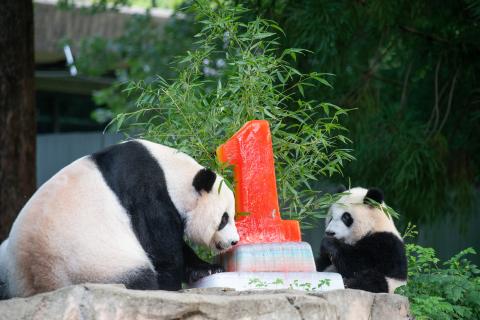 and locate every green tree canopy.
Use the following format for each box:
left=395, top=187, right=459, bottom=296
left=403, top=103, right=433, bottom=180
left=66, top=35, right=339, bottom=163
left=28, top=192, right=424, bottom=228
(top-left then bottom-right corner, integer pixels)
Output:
left=73, top=0, right=480, bottom=223
left=242, top=0, right=480, bottom=222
